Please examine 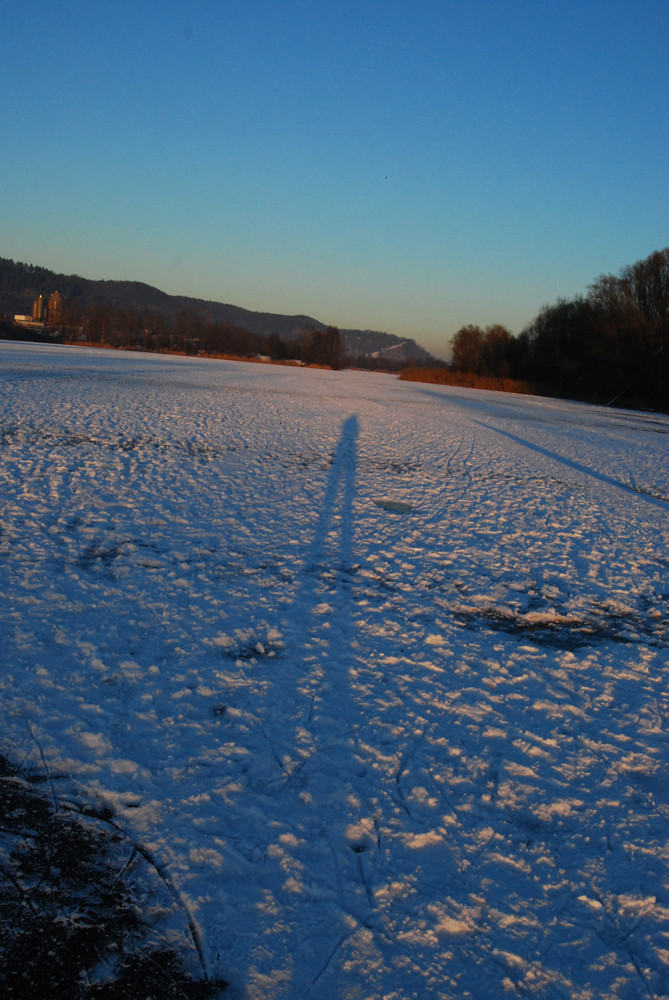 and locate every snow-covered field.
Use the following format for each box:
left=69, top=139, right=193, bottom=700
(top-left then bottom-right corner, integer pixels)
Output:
left=1, top=341, right=668, bottom=999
